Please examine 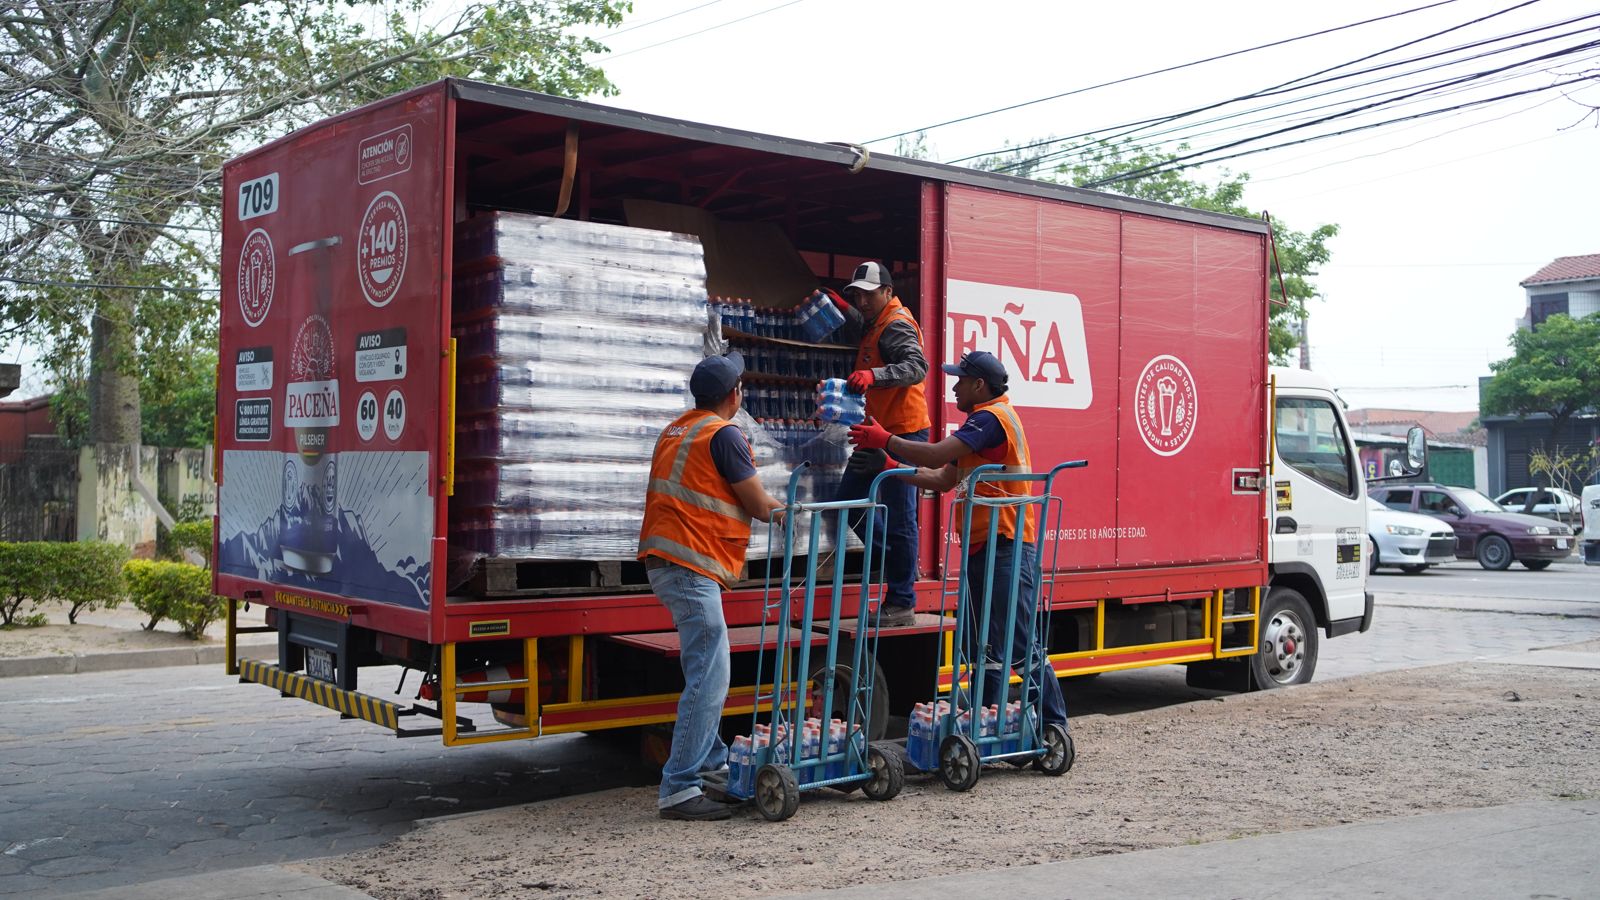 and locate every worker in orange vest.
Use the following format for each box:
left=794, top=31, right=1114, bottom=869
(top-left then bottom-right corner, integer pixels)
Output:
left=825, top=261, right=930, bottom=628
left=639, top=351, right=784, bottom=821
left=848, top=350, right=1067, bottom=727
